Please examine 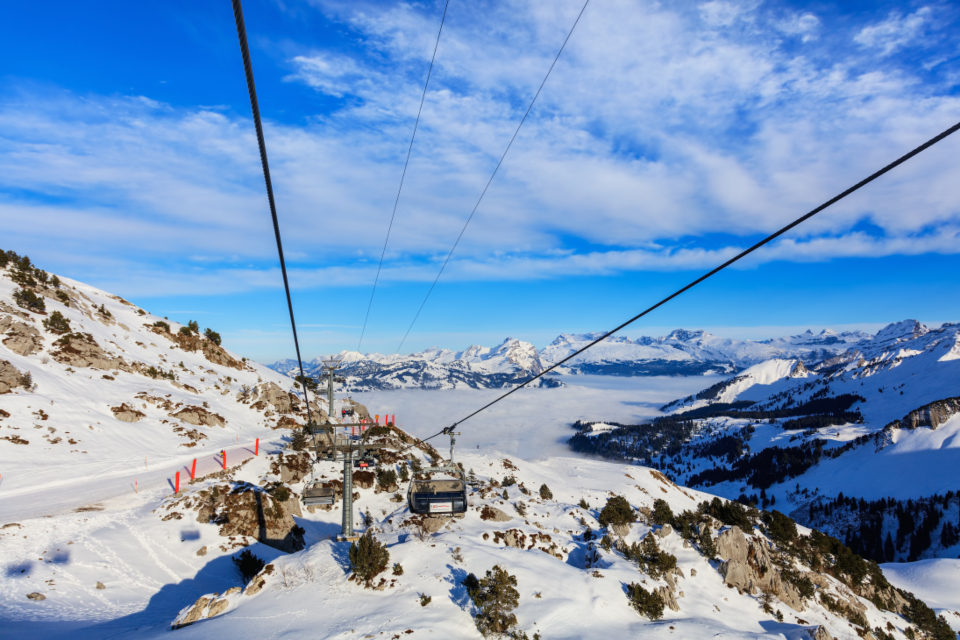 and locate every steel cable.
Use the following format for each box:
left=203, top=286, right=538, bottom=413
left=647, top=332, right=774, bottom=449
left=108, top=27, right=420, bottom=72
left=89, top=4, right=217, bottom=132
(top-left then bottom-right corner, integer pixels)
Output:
left=231, top=0, right=314, bottom=427
left=357, top=0, right=452, bottom=353
left=395, top=0, right=591, bottom=354
left=414, top=119, right=960, bottom=443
